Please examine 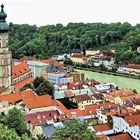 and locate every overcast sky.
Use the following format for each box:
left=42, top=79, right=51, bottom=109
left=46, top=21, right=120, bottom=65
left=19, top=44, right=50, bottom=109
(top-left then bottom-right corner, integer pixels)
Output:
left=1, top=0, right=140, bottom=26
